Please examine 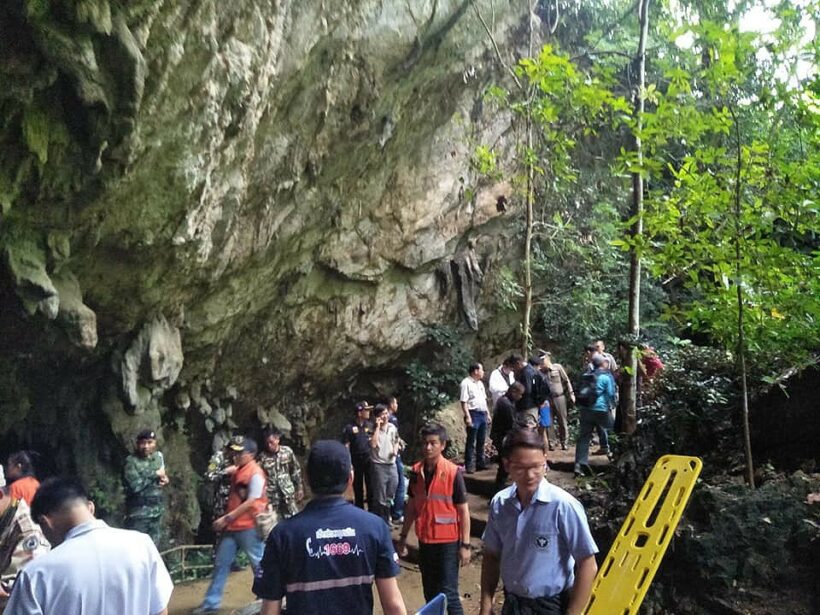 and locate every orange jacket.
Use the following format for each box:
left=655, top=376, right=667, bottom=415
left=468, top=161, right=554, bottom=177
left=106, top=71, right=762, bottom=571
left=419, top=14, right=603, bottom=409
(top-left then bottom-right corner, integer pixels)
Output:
left=226, top=460, right=267, bottom=531
left=411, top=458, right=460, bottom=544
